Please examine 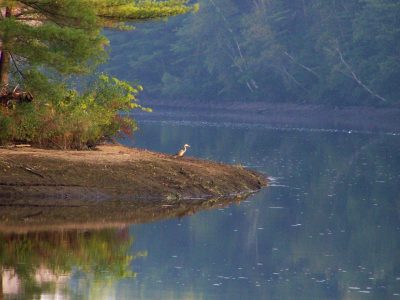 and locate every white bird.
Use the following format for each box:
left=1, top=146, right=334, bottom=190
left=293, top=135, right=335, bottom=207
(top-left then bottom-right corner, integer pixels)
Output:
left=173, top=144, right=190, bottom=158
